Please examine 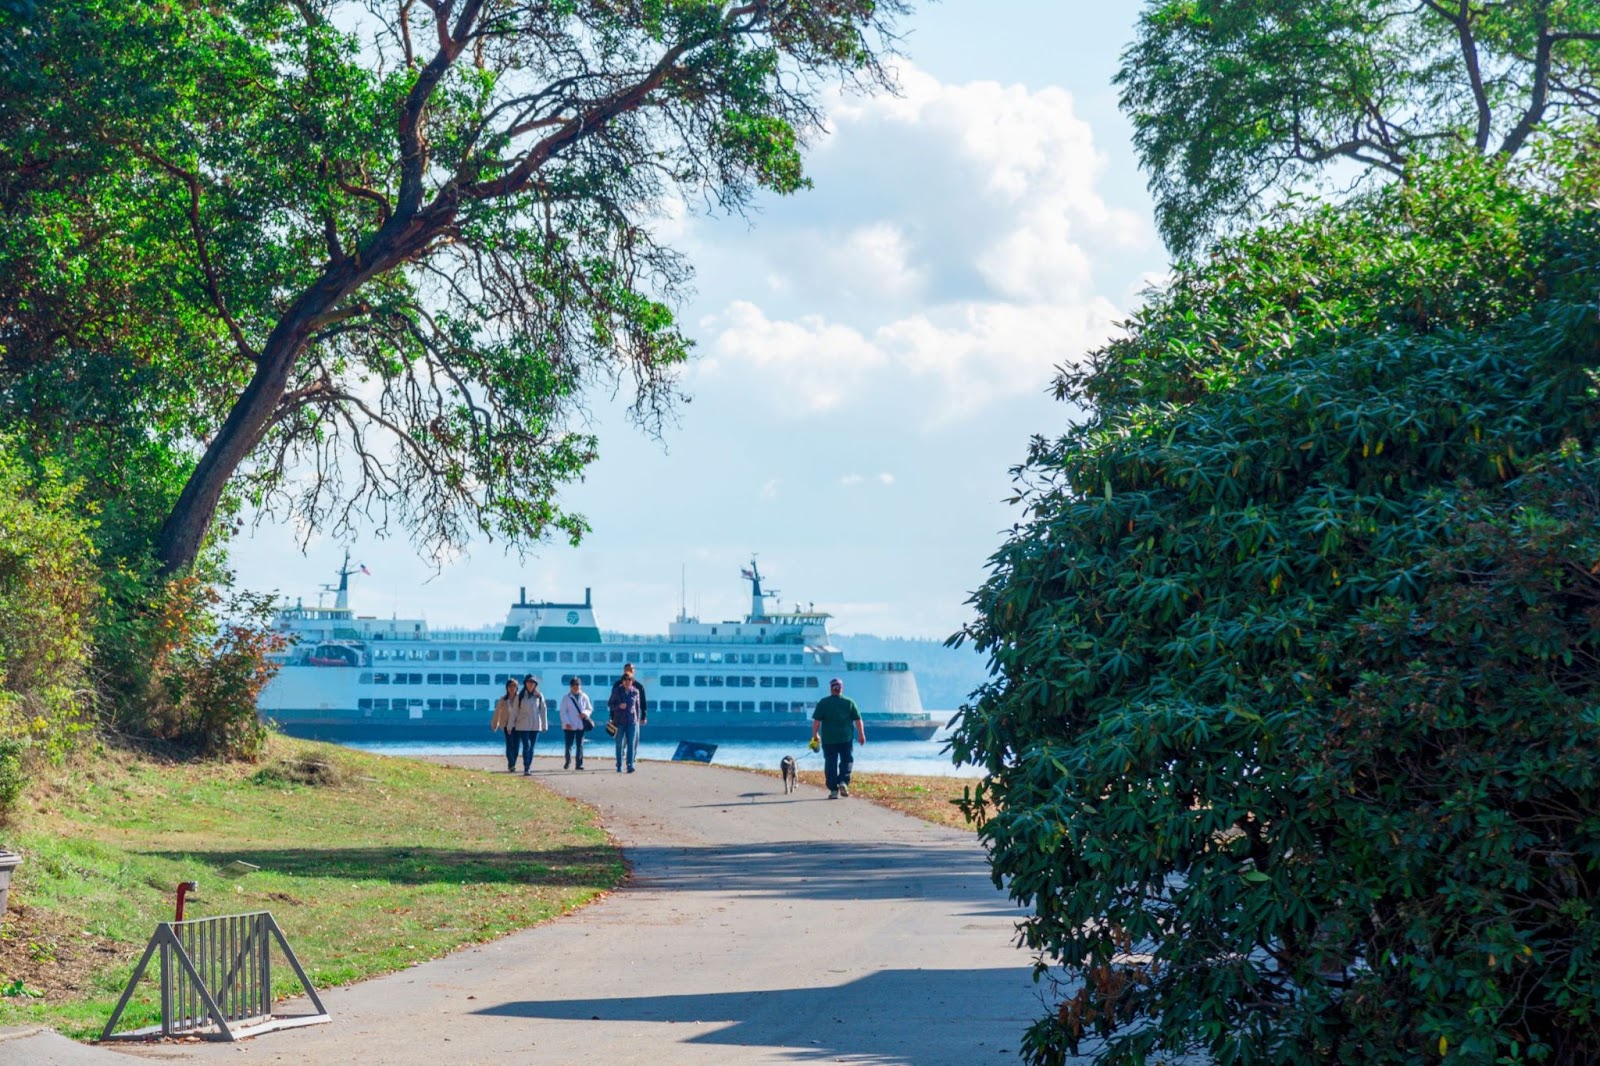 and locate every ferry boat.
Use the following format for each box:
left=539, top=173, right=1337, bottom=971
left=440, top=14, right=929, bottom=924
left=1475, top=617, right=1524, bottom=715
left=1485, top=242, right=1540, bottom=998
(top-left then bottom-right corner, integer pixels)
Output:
left=258, top=555, right=938, bottom=742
